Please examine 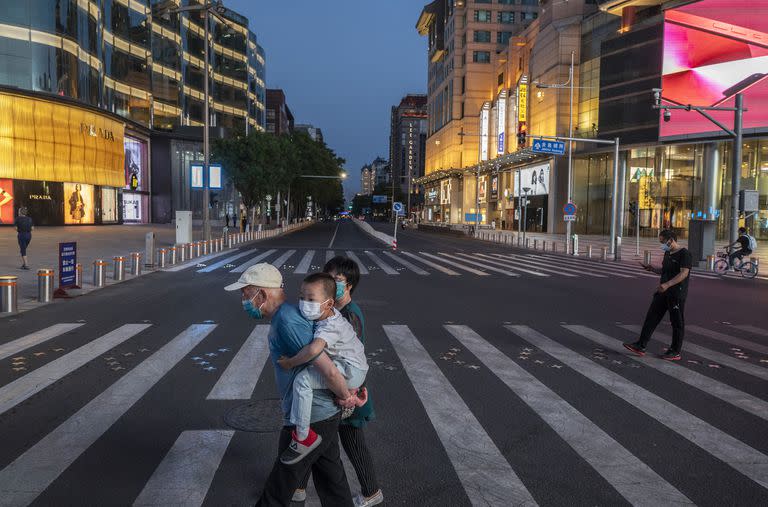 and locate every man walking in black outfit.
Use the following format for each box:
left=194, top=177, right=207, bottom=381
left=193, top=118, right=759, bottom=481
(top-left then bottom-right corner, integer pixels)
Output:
left=624, top=229, right=692, bottom=361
